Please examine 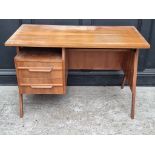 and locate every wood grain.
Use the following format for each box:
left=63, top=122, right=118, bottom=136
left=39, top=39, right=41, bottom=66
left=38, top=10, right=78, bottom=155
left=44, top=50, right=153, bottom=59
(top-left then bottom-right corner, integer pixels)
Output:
left=5, top=24, right=150, bottom=49
left=67, top=48, right=130, bottom=70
